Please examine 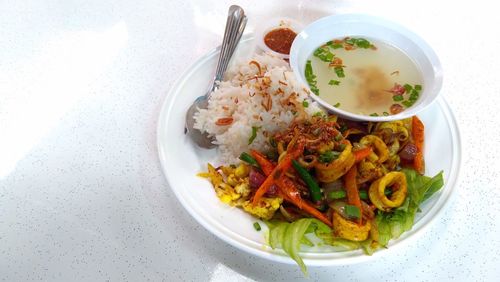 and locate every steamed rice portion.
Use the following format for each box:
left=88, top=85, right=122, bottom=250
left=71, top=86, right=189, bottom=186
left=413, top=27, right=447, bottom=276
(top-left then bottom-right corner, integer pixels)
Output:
left=194, top=52, right=324, bottom=164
